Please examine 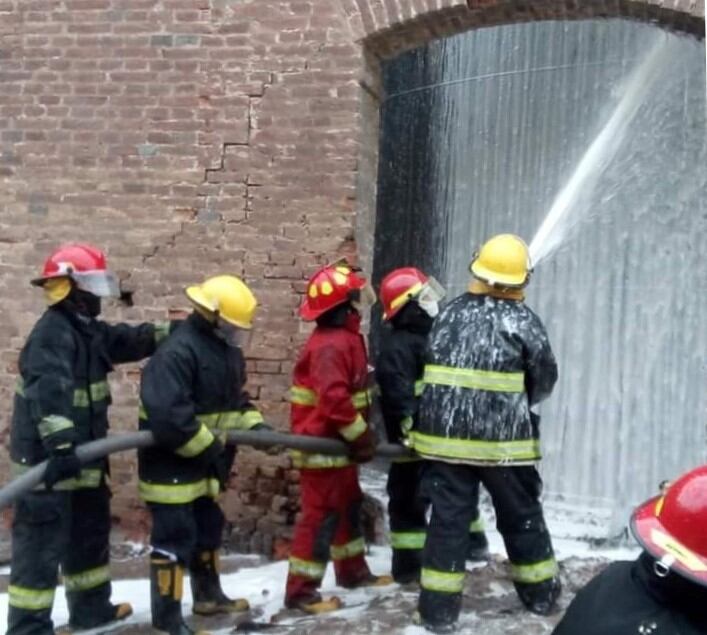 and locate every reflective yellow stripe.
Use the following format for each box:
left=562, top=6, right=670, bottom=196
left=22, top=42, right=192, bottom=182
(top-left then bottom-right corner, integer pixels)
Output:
left=330, top=537, right=365, bottom=560
left=510, top=558, right=559, bottom=584
left=289, top=385, right=317, bottom=406
left=351, top=389, right=373, bottom=410
left=138, top=478, right=220, bottom=504
left=12, top=462, right=103, bottom=490
left=400, top=416, right=414, bottom=435
left=197, top=410, right=265, bottom=431
left=420, top=568, right=465, bottom=593
left=288, top=556, right=326, bottom=579
left=339, top=414, right=367, bottom=442
left=15, top=377, right=25, bottom=397
left=154, top=321, right=170, bottom=344
left=8, top=585, right=55, bottom=610
left=73, top=381, right=111, bottom=407
left=390, top=281, right=424, bottom=311
left=175, top=424, right=214, bottom=458
left=38, top=415, right=74, bottom=439
left=391, top=531, right=426, bottom=550
left=289, top=450, right=352, bottom=469
left=139, top=401, right=147, bottom=420
left=470, top=517, right=485, bottom=533
left=64, top=565, right=110, bottom=592
left=414, top=380, right=425, bottom=397
left=410, top=431, right=540, bottom=463
left=424, top=364, right=525, bottom=393
left=290, top=386, right=371, bottom=410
